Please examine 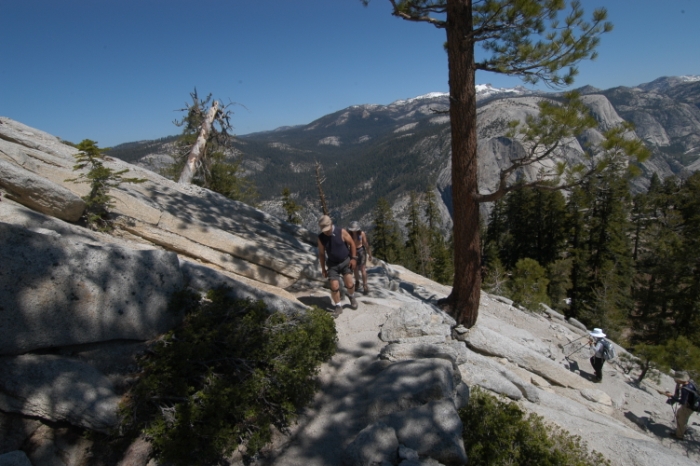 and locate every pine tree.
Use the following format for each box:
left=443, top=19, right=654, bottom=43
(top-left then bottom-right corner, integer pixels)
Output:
left=281, top=188, right=302, bottom=225
left=66, top=139, right=145, bottom=231
left=365, top=0, right=616, bottom=328
left=507, top=258, right=550, bottom=311
left=371, top=198, right=404, bottom=264
left=405, top=191, right=431, bottom=275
